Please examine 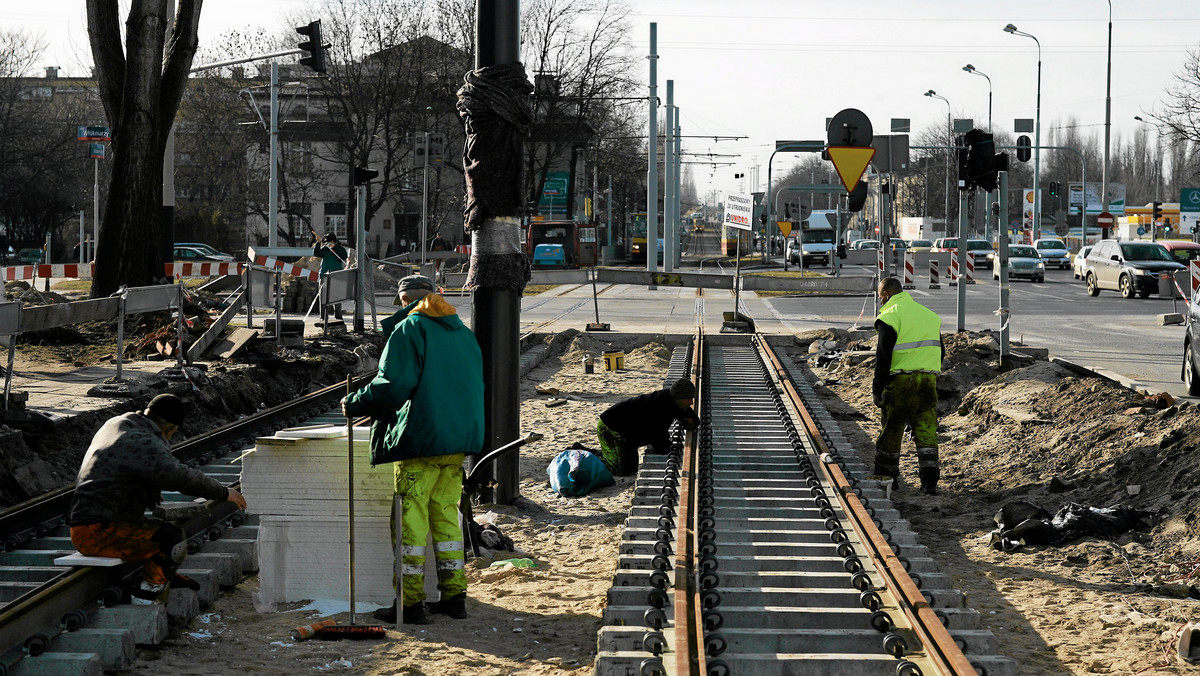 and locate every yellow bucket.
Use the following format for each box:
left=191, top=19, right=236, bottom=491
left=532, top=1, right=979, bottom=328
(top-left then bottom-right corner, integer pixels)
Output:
left=602, top=351, right=625, bottom=371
